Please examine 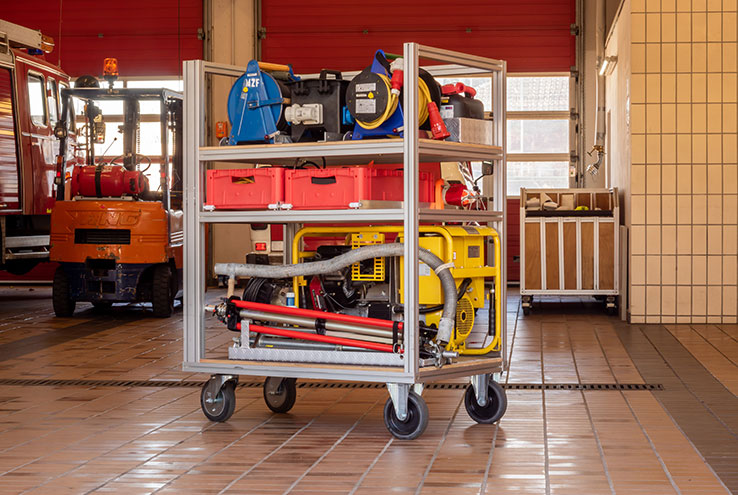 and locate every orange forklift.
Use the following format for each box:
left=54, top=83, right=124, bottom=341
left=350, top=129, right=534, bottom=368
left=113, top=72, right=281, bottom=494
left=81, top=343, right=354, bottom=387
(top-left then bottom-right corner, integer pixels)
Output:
left=49, top=62, right=183, bottom=317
